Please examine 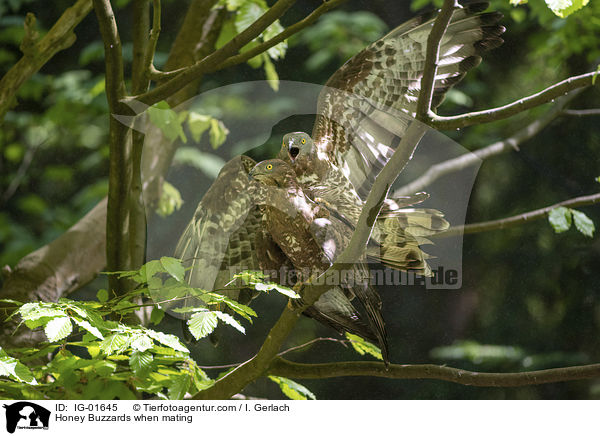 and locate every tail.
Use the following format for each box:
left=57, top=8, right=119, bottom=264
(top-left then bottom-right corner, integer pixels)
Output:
left=370, top=208, right=449, bottom=276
